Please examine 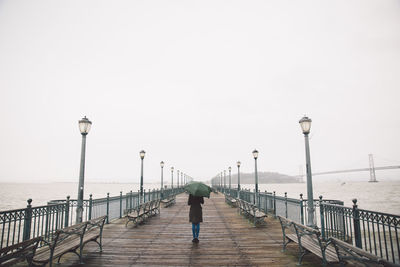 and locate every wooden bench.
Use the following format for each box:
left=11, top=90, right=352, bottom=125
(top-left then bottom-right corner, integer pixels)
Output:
left=149, top=199, right=160, bottom=216
left=32, top=215, right=107, bottom=267
left=277, top=215, right=338, bottom=266
left=160, top=195, right=176, bottom=208
left=238, top=199, right=267, bottom=226
left=125, top=202, right=146, bottom=227
left=225, top=195, right=237, bottom=207
left=328, top=237, right=397, bottom=267
left=0, top=236, right=42, bottom=267
left=125, top=200, right=161, bottom=227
